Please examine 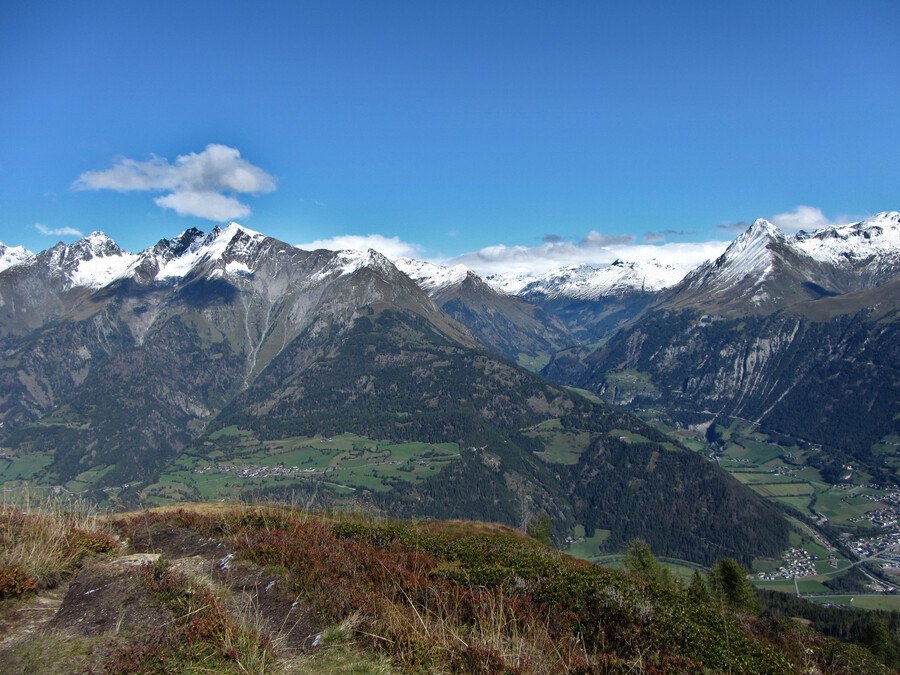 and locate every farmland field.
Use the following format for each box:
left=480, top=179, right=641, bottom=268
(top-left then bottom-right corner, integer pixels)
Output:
left=750, top=482, right=815, bottom=497
left=564, top=524, right=611, bottom=561
left=147, top=430, right=462, bottom=503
